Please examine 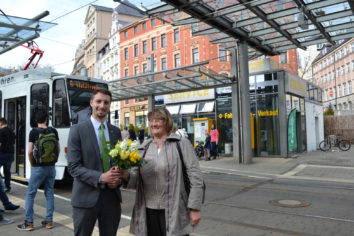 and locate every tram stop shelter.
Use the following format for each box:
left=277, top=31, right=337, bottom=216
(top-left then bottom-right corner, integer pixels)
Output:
left=0, top=11, right=55, bottom=55
left=108, top=0, right=354, bottom=164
